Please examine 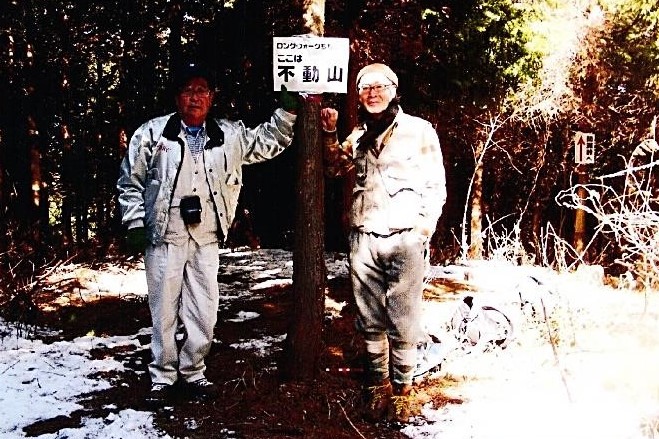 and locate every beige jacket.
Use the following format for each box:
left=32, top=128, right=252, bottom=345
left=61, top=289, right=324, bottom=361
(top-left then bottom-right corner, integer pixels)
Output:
left=324, top=109, right=446, bottom=237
